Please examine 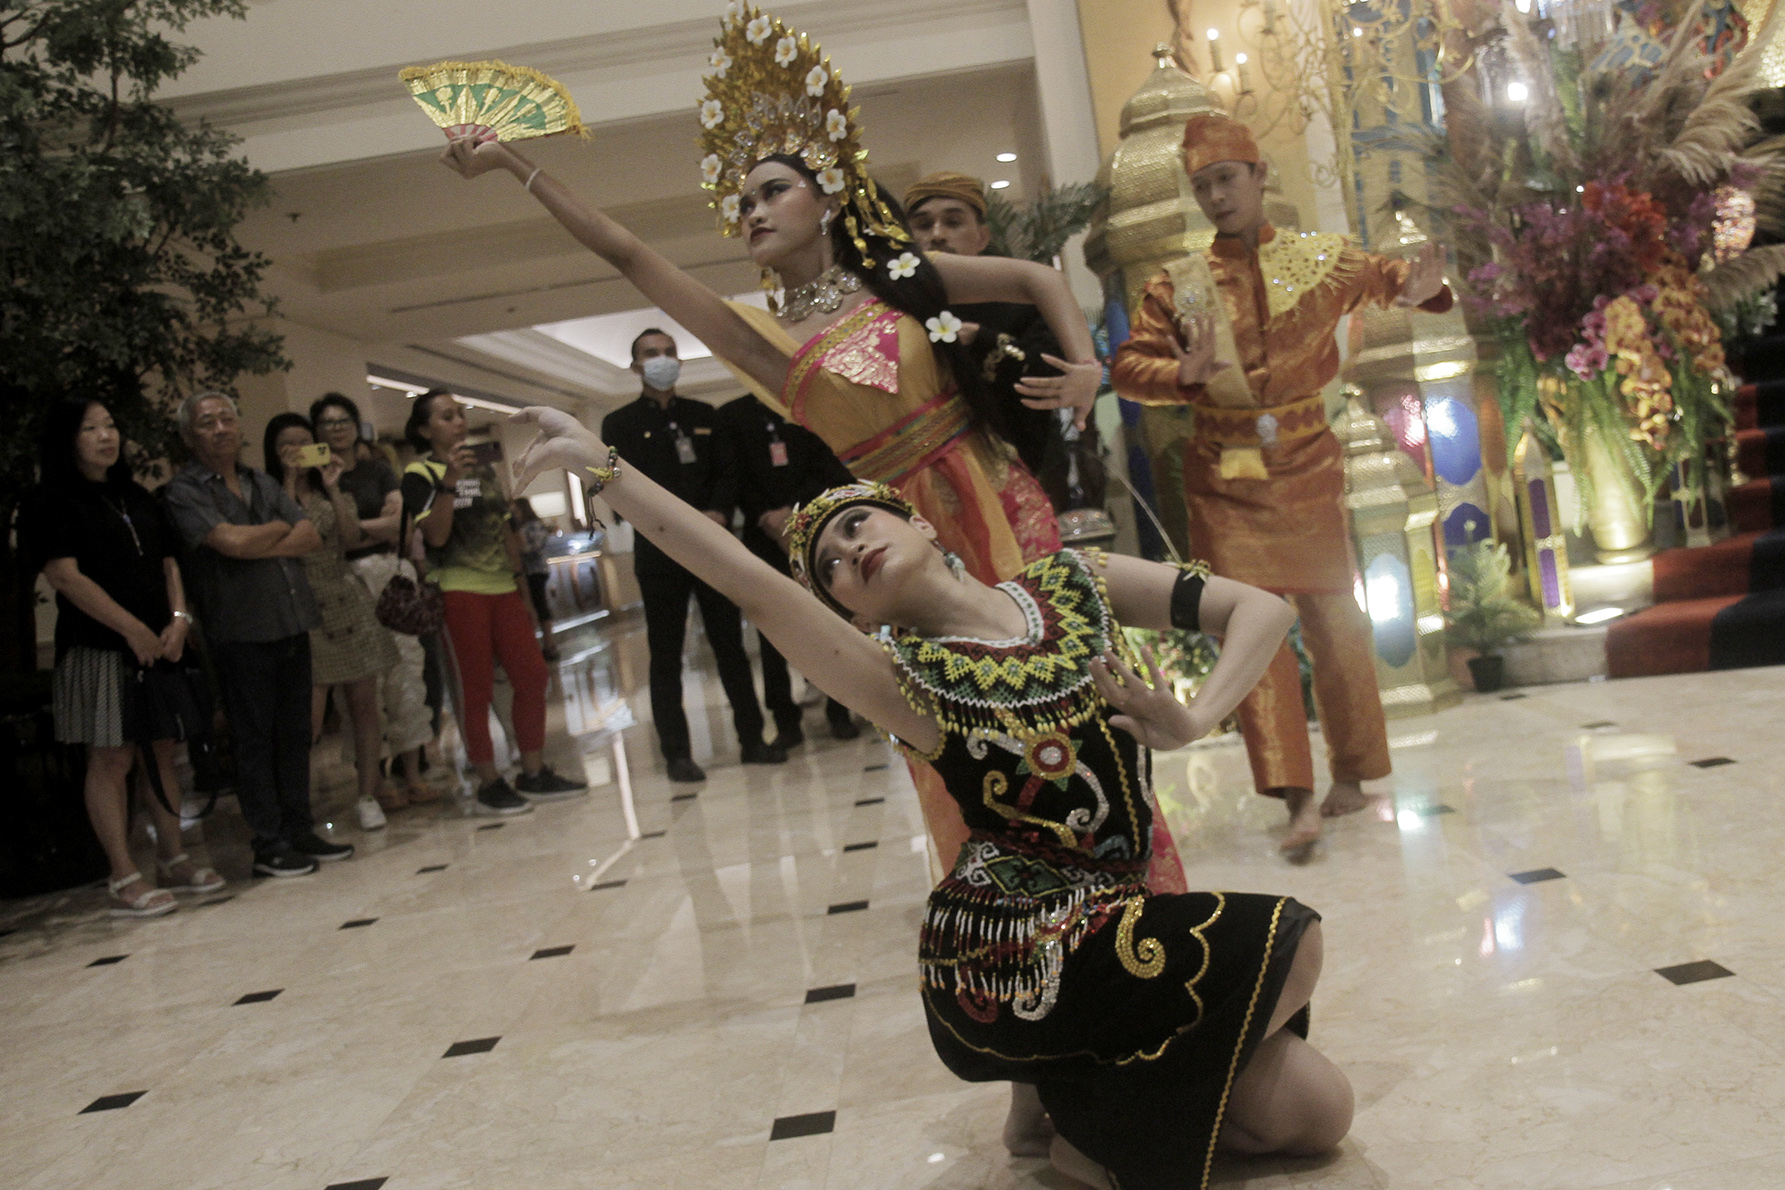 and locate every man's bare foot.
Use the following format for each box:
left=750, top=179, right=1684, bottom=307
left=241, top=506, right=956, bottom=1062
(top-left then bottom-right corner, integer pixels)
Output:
left=1280, top=787, right=1322, bottom=855
left=1002, top=1083, right=1053, bottom=1157
left=1321, top=780, right=1370, bottom=818
left=1049, top=1134, right=1113, bottom=1189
